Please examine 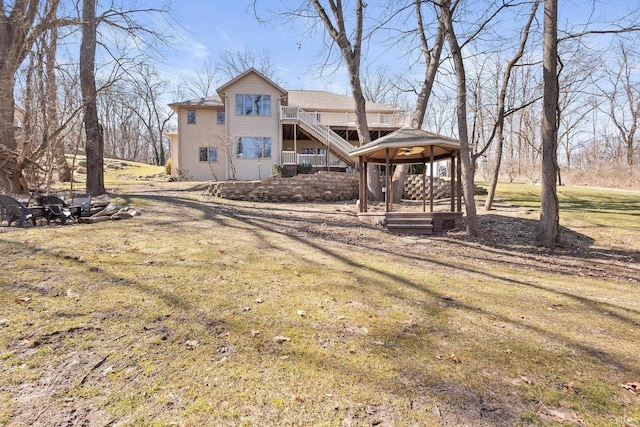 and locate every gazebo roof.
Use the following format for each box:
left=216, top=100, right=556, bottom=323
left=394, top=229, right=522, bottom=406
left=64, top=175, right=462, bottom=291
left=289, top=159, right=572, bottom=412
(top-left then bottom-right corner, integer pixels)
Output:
left=349, top=126, right=459, bottom=164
